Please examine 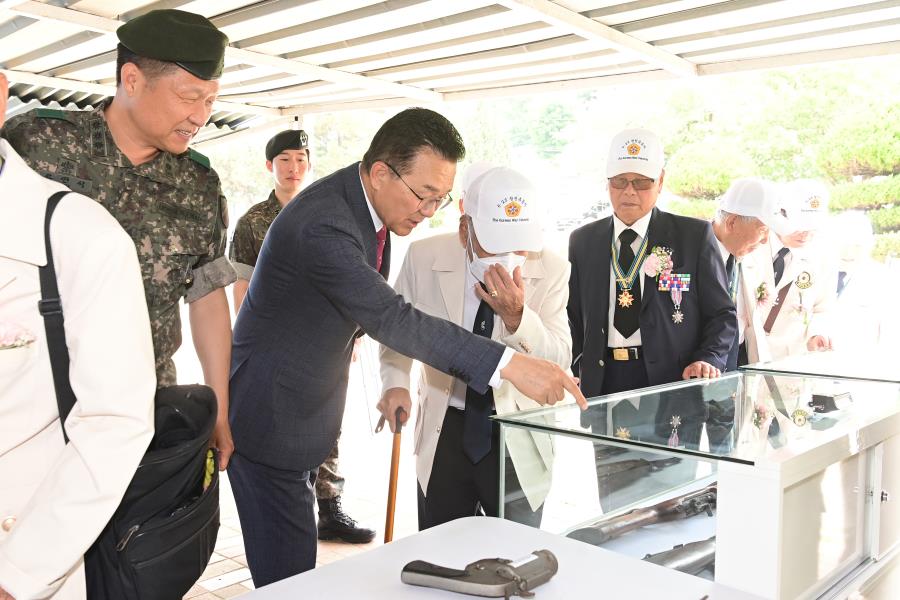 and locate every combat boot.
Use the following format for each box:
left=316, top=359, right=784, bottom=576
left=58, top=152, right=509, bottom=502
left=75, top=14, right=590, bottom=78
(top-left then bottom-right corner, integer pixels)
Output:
left=317, top=496, right=376, bottom=543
